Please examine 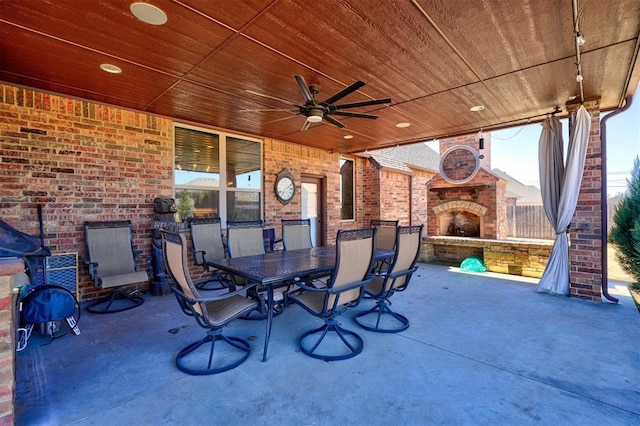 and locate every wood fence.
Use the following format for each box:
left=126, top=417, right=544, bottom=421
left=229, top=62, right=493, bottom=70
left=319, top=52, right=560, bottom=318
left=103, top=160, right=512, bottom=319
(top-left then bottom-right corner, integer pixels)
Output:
left=506, top=205, right=555, bottom=240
